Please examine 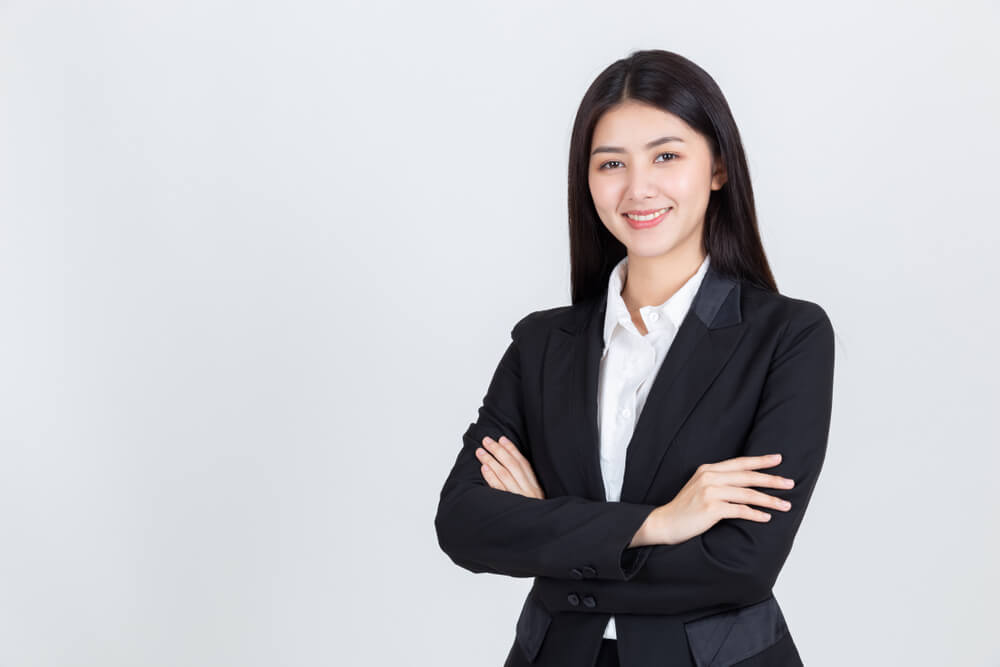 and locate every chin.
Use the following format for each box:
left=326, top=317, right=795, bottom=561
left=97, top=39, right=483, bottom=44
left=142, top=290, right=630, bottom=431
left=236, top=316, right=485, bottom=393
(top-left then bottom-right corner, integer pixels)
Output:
left=621, top=233, right=684, bottom=258
left=621, top=223, right=702, bottom=259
